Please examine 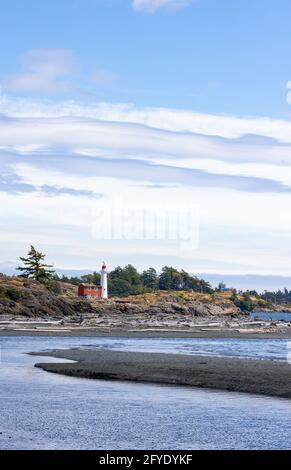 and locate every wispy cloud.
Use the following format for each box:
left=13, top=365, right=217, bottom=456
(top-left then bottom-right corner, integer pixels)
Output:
left=2, top=49, right=115, bottom=94
left=3, top=49, right=78, bottom=94
left=132, top=0, right=193, bottom=13
left=90, top=69, right=116, bottom=85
